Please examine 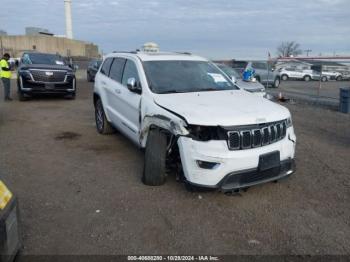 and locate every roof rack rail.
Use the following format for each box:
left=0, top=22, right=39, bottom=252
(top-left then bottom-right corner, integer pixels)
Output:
left=175, top=52, right=192, bottom=55
left=112, top=51, right=138, bottom=54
